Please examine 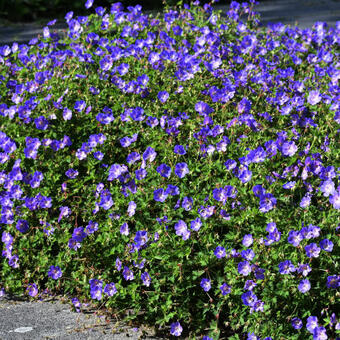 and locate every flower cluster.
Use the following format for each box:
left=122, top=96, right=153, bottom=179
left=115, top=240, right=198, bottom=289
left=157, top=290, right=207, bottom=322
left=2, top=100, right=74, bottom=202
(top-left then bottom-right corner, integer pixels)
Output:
left=0, top=0, right=338, bottom=339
